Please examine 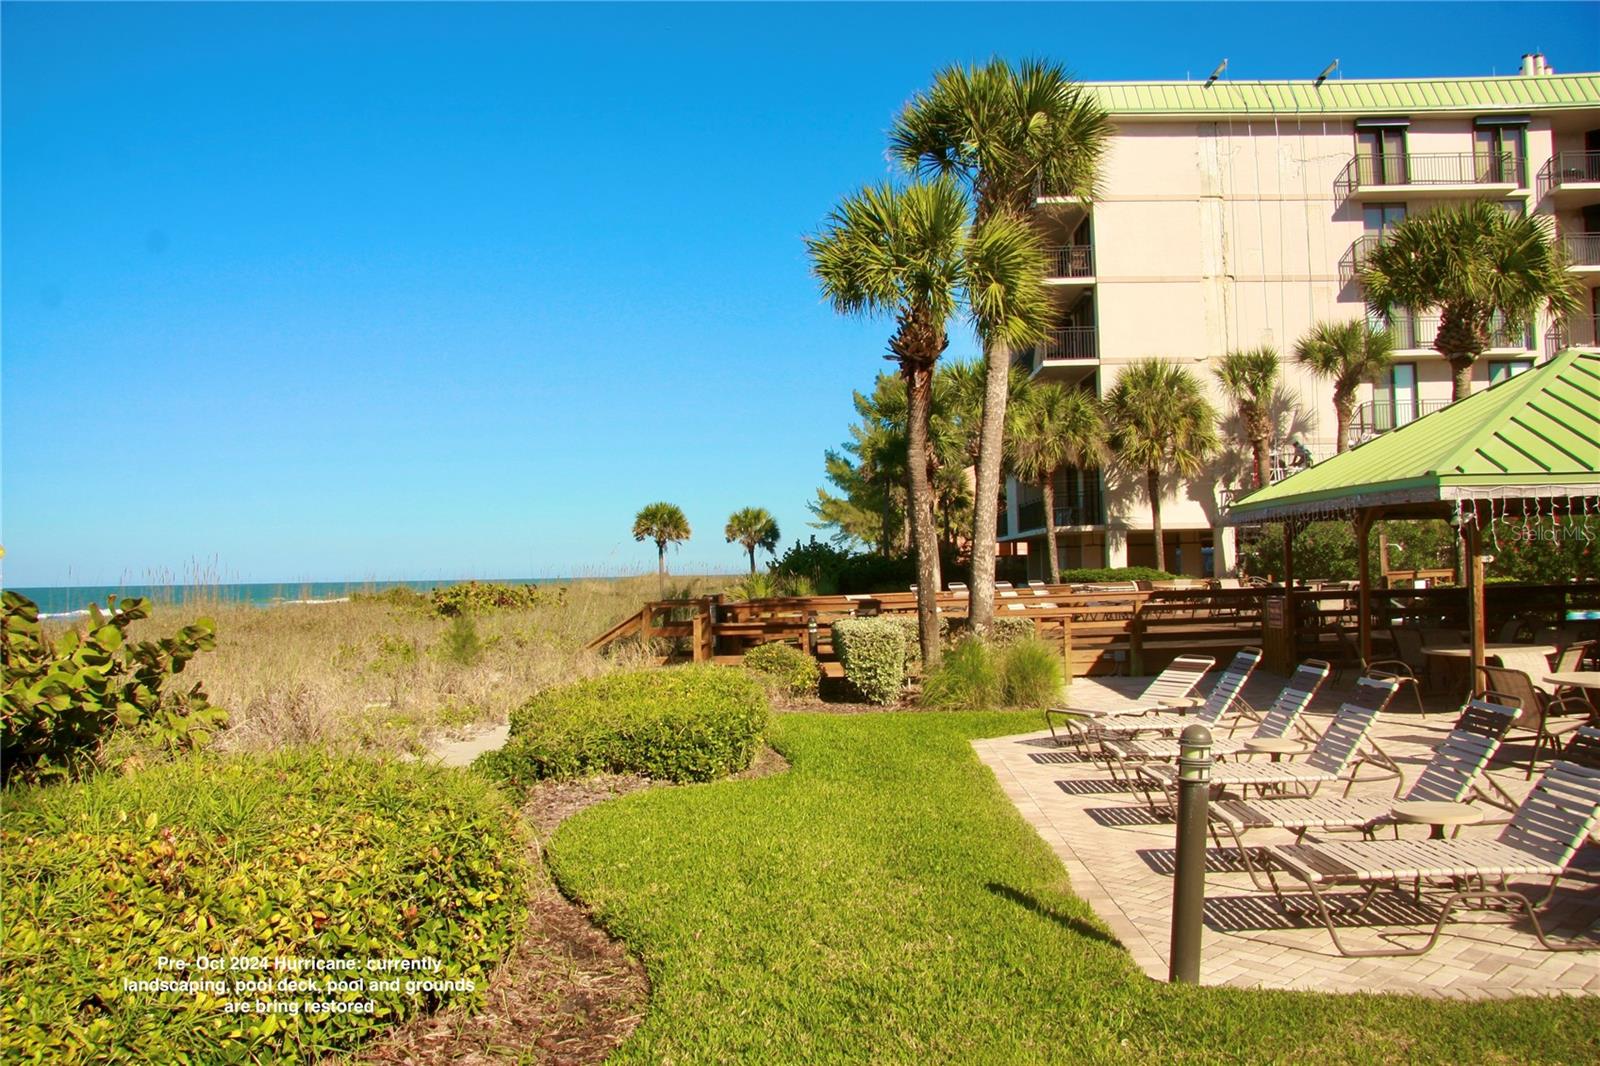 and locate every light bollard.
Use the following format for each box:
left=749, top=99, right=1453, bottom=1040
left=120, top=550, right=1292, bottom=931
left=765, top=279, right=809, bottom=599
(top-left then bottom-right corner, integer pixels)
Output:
left=1169, top=724, right=1212, bottom=984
